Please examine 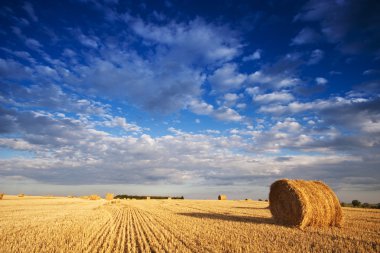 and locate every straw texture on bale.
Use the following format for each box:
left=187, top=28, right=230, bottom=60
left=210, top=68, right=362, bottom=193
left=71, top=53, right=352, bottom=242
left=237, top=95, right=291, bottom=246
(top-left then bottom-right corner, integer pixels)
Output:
left=218, top=194, right=227, bottom=200
left=269, top=179, right=343, bottom=228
